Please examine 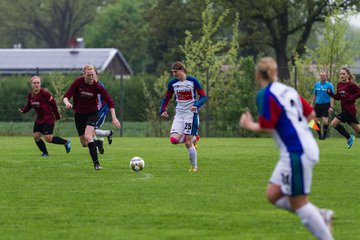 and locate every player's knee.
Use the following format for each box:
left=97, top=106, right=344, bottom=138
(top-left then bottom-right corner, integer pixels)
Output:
left=33, top=132, right=41, bottom=140
left=44, top=136, right=52, bottom=143
left=84, top=135, right=93, bottom=143
left=33, top=136, right=41, bottom=142
left=266, top=186, right=281, bottom=205
left=170, top=136, right=179, bottom=144
left=80, top=139, right=88, bottom=147
left=267, top=194, right=277, bottom=205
